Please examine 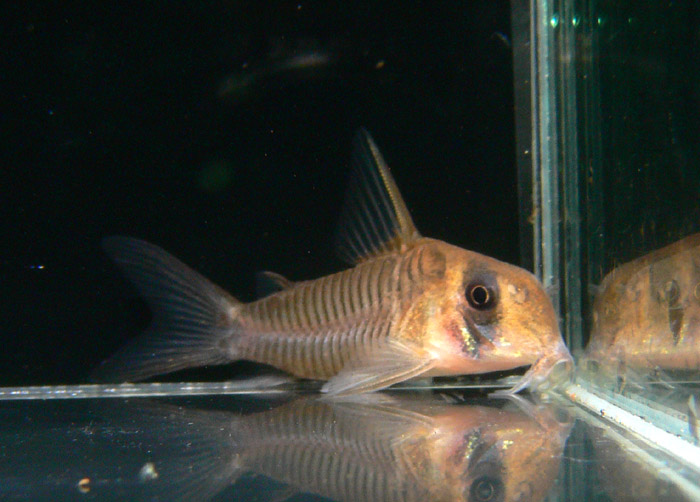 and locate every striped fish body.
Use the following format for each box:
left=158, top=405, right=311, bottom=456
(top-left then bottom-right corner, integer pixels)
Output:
left=95, top=130, right=573, bottom=395
left=235, top=239, right=446, bottom=380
